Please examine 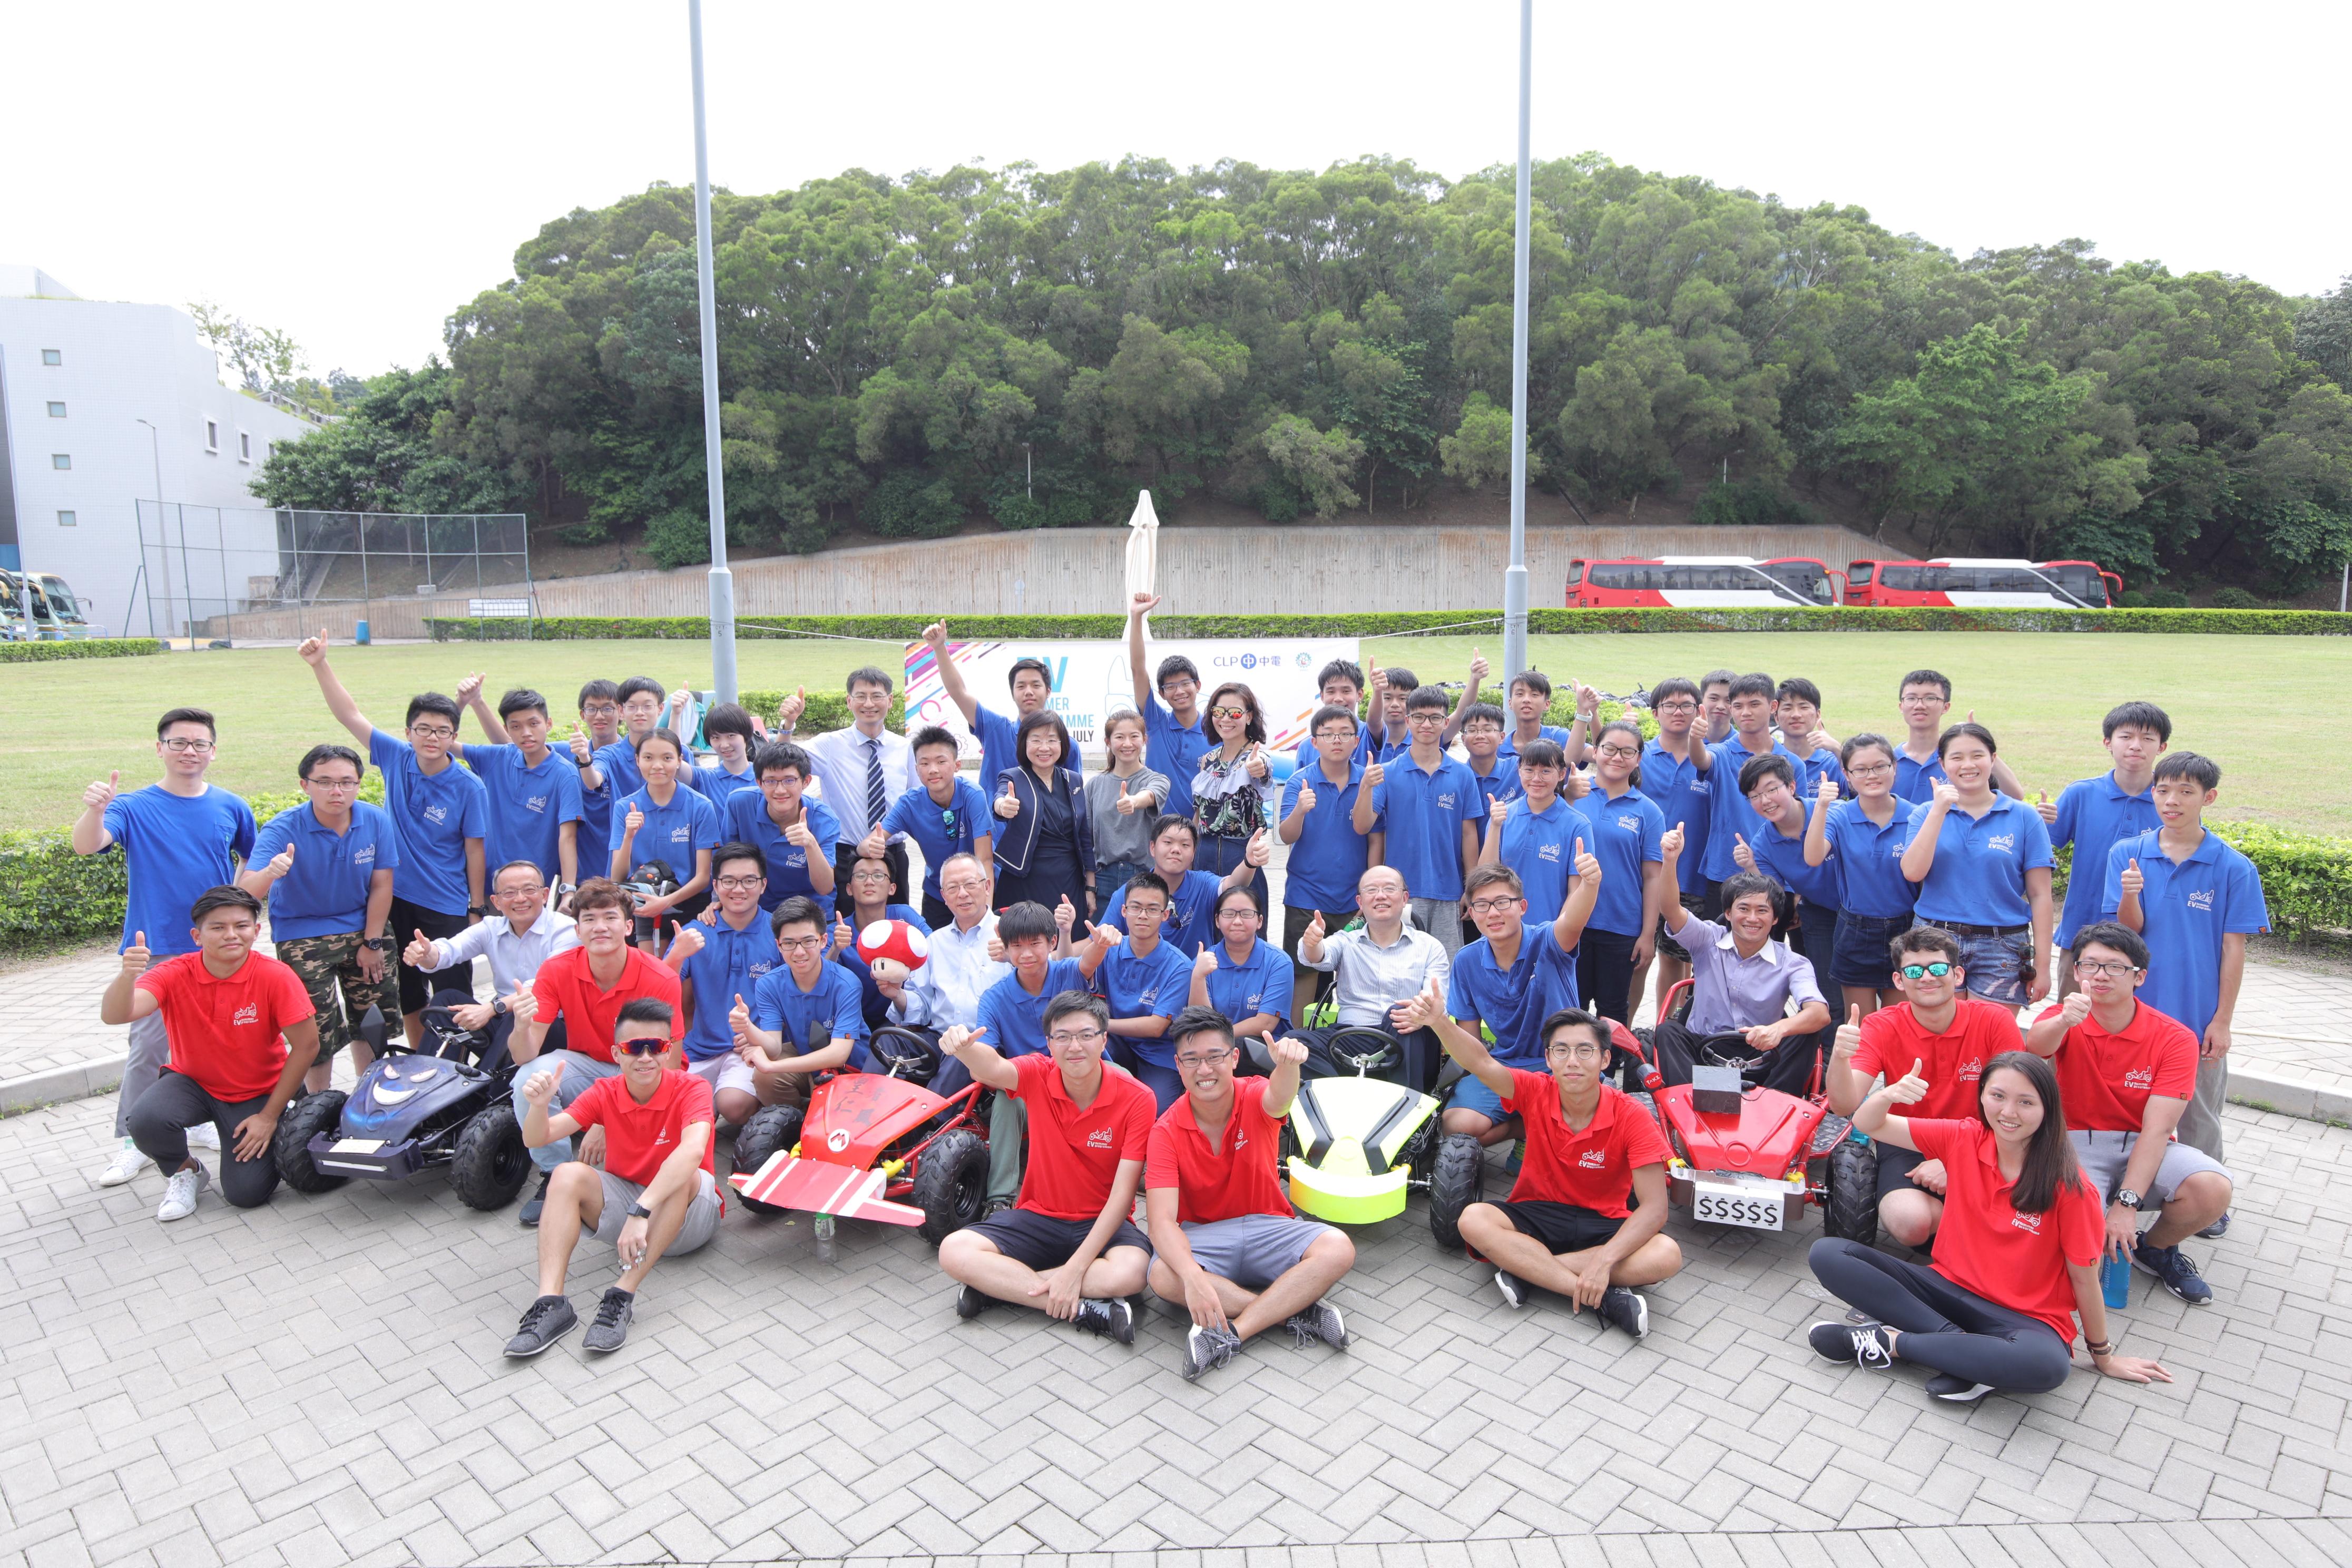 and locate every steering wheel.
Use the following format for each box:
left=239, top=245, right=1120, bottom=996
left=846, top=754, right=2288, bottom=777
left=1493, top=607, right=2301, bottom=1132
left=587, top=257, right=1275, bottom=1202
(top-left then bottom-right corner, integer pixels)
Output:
left=1325, top=1026, right=1400, bottom=1075
left=868, top=1025, right=942, bottom=1082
